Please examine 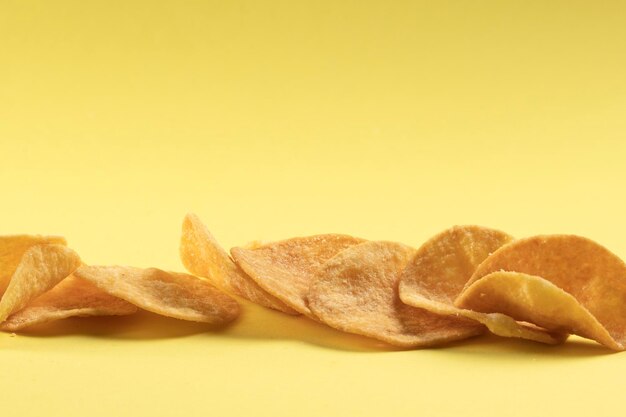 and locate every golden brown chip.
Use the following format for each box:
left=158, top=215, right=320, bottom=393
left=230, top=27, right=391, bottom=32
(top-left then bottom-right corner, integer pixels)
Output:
left=0, top=235, right=67, bottom=294
left=180, top=213, right=297, bottom=314
left=399, top=226, right=564, bottom=344
left=1, top=275, right=138, bottom=331
left=457, top=235, right=626, bottom=350
left=0, top=244, right=82, bottom=322
left=231, top=234, right=366, bottom=316
left=308, top=241, right=484, bottom=347
left=74, top=265, right=240, bottom=324
left=456, top=271, right=621, bottom=350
